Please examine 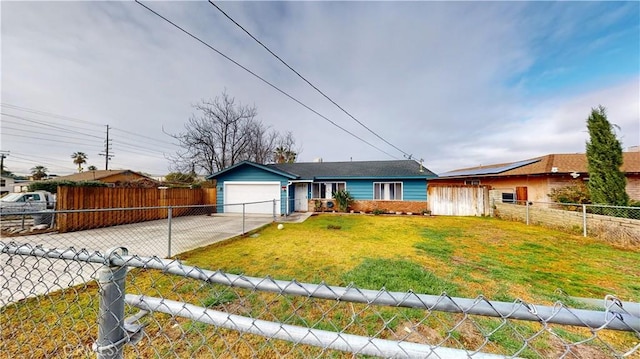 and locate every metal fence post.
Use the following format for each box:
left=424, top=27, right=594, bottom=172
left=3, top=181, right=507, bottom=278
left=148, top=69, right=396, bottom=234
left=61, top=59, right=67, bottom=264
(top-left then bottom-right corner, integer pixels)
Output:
left=167, top=206, right=173, bottom=258
left=525, top=201, right=530, bottom=225
left=242, top=203, right=246, bottom=235
left=582, top=204, right=587, bottom=237
left=273, top=199, right=276, bottom=222
left=95, top=248, right=128, bottom=359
